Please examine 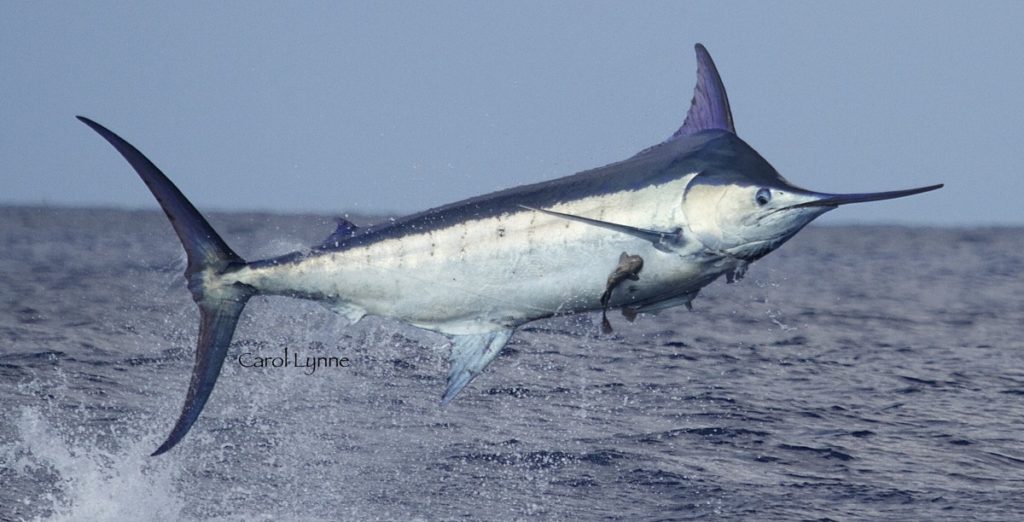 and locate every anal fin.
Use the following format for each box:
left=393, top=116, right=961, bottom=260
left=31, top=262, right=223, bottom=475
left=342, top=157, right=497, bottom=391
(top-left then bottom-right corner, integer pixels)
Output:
left=441, top=329, right=513, bottom=405
left=323, top=301, right=367, bottom=325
